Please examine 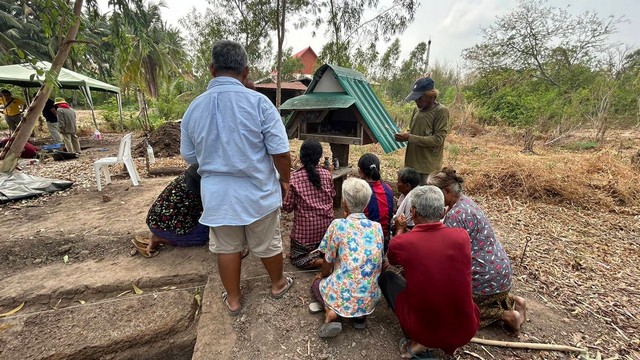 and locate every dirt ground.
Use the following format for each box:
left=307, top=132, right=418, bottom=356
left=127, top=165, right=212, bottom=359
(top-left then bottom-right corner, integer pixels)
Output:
left=132, top=121, right=182, bottom=158
left=0, top=127, right=638, bottom=359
